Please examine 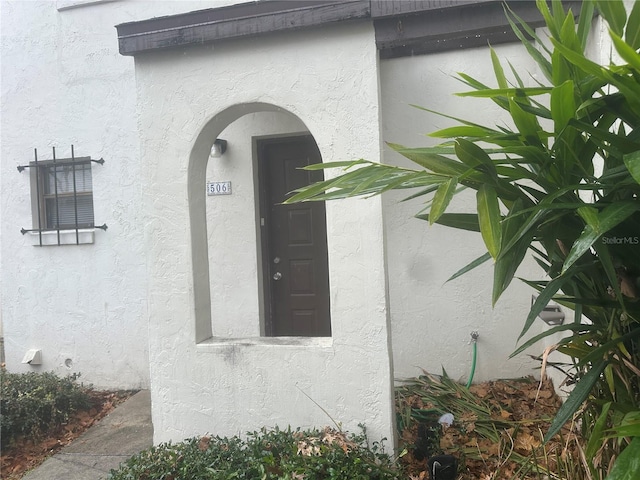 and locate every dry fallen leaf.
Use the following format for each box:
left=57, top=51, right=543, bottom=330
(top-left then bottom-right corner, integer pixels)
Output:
left=198, top=436, right=211, bottom=451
